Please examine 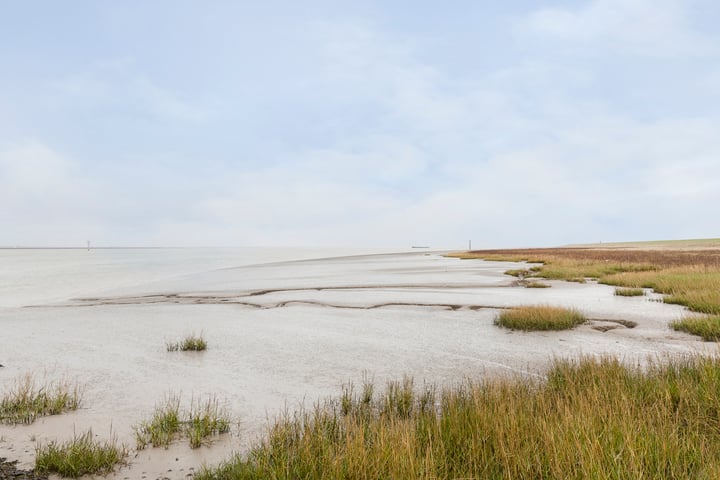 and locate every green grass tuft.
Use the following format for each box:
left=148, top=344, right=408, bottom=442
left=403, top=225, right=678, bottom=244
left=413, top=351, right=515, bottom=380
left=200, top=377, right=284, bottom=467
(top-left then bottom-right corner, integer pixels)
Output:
left=135, top=394, right=182, bottom=449
left=136, top=395, right=231, bottom=450
left=187, top=397, right=231, bottom=449
left=167, top=333, right=207, bottom=352
left=0, top=374, right=82, bottom=425
left=35, top=431, right=127, bottom=478
left=495, top=305, right=587, bottom=331
left=671, top=315, right=720, bottom=341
